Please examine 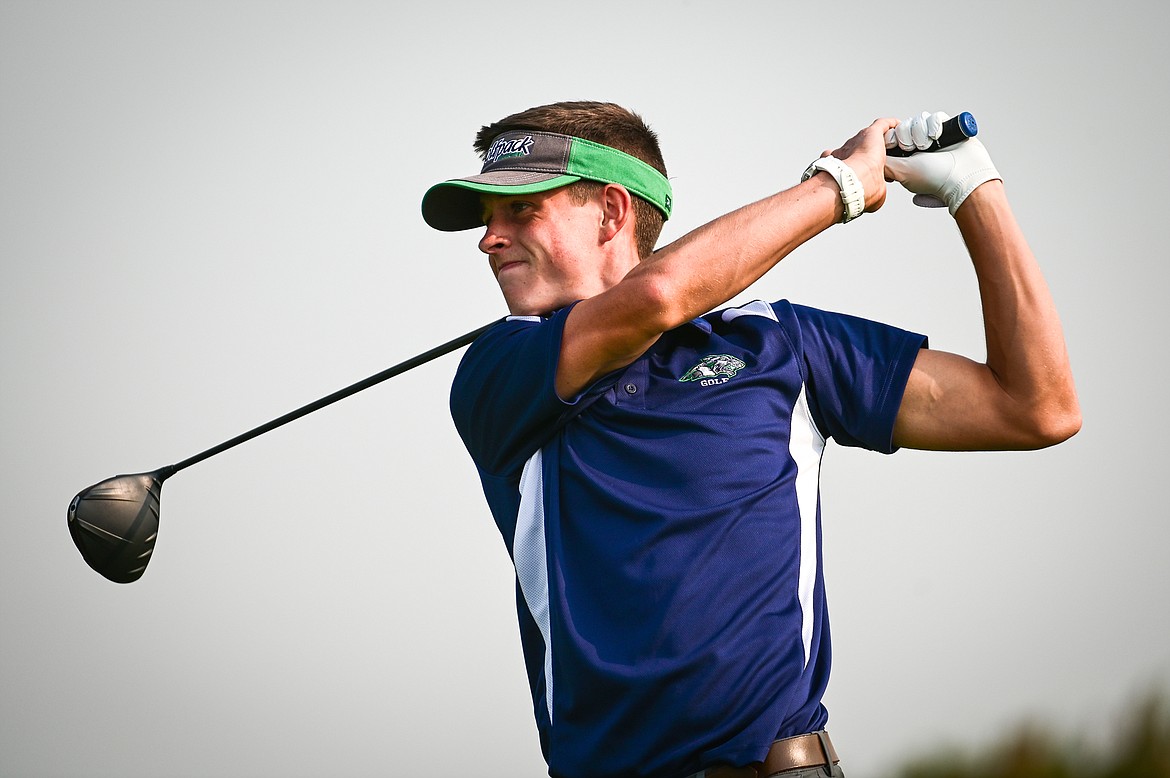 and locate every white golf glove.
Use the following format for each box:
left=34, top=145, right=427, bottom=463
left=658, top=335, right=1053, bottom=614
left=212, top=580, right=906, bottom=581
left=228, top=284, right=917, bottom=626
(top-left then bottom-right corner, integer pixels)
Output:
left=884, top=111, right=1001, bottom=215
